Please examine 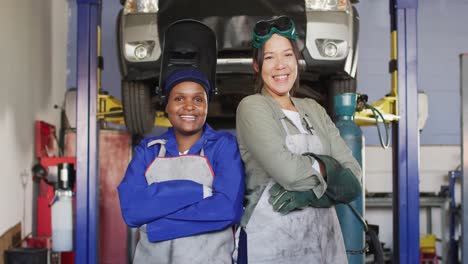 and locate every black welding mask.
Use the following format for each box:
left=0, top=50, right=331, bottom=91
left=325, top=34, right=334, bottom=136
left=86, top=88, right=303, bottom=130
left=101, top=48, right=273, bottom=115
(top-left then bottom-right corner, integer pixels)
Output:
left=158, top=19, right=217, bottom=100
